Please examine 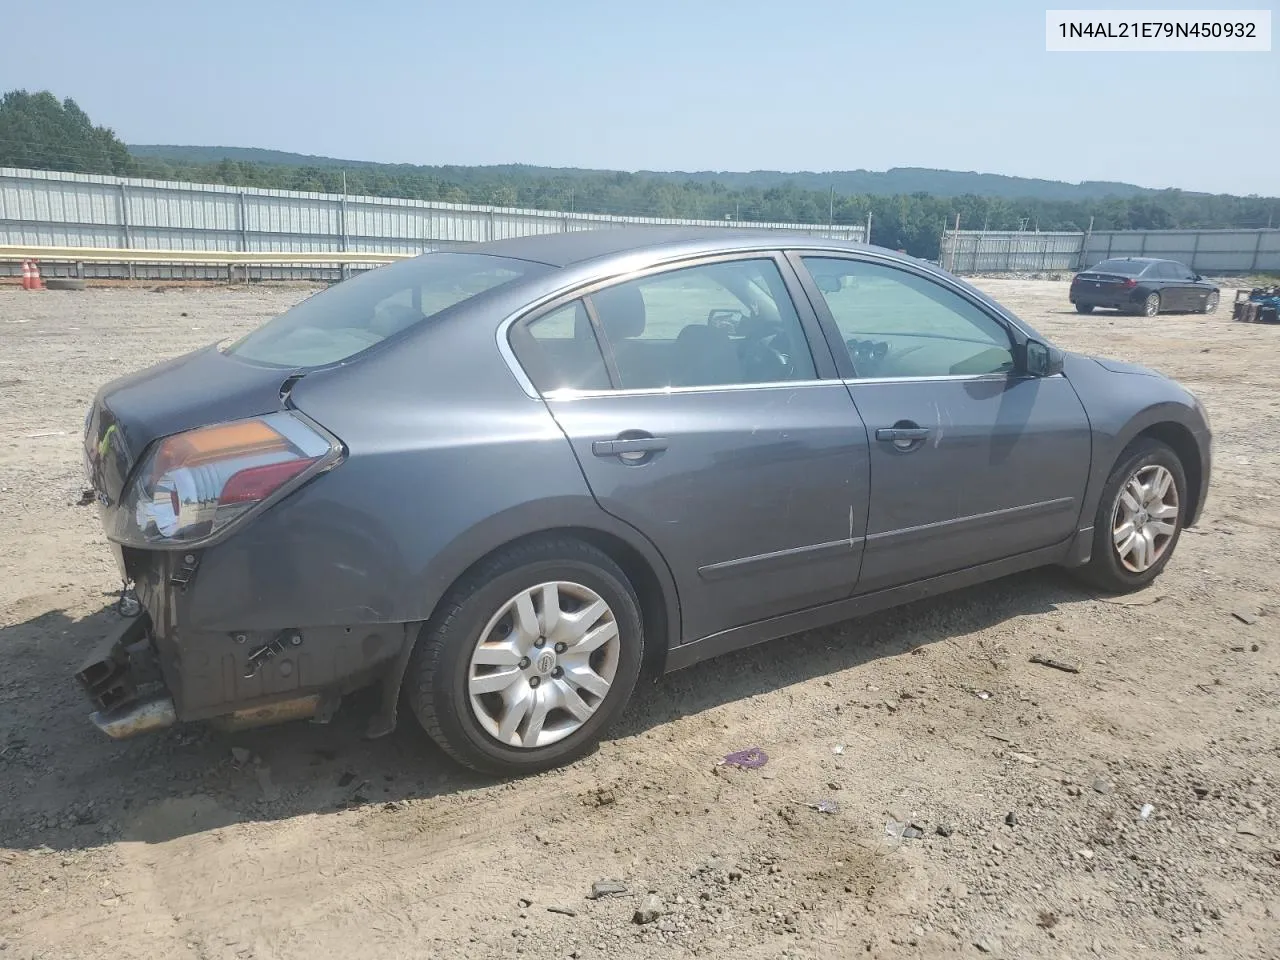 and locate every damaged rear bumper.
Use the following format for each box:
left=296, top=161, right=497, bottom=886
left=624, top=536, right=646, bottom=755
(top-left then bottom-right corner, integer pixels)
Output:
left=74, top=552, right=420, bottom=741
left=75, top=614, right=178, bottom=739
left=75, top=611, right=333, bottom=740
